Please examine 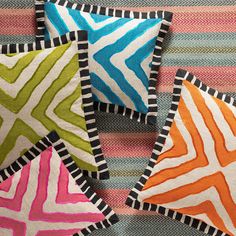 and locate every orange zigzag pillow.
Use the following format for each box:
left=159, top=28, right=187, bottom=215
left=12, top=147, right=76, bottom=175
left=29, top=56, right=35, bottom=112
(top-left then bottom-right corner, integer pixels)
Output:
left=126, top=68, right=236, bottom=236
